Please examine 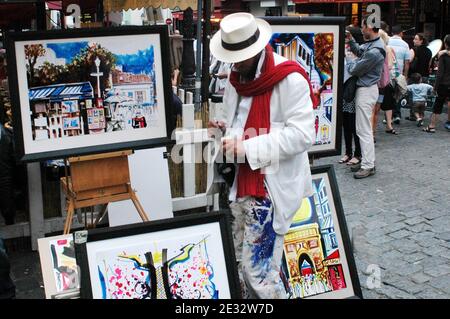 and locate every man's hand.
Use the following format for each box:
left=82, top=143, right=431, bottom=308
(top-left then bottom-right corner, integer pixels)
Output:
left=438, top=49, right=450, bottom=58
left=208, top=120, right=226, bottom=138
left=215, top=72, right=228, bottom=80
left=222, top=137, right=246, bottom=160
left=345, top=31, right=354, bottom=43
